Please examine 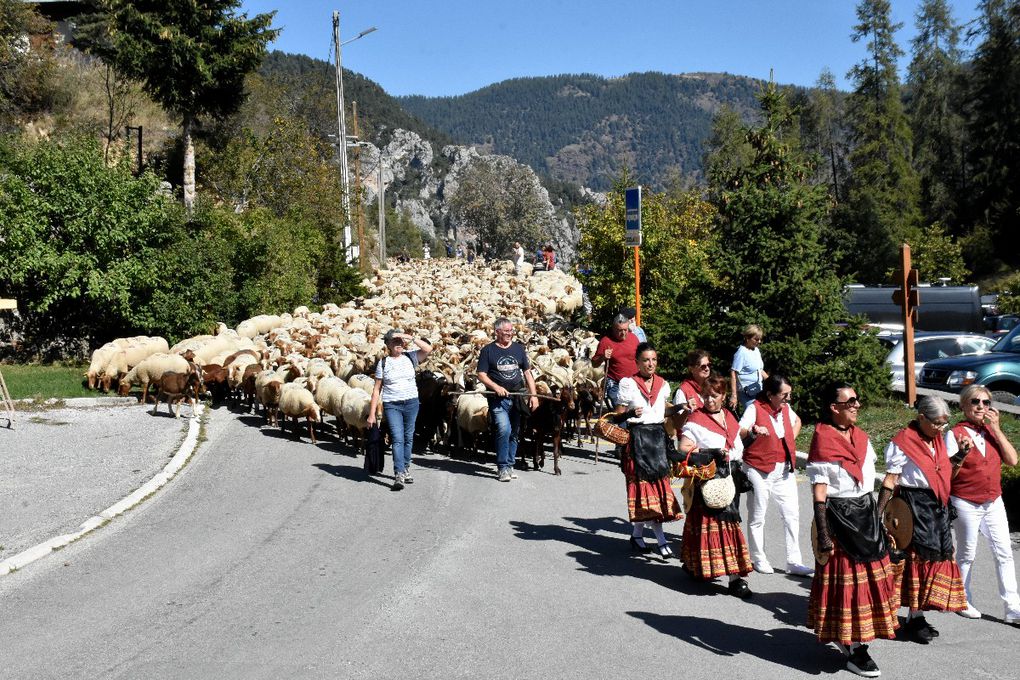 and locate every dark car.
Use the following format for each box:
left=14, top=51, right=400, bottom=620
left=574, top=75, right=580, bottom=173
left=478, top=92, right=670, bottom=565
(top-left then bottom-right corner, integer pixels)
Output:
left=917, top=323, right=1020, bottom=403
